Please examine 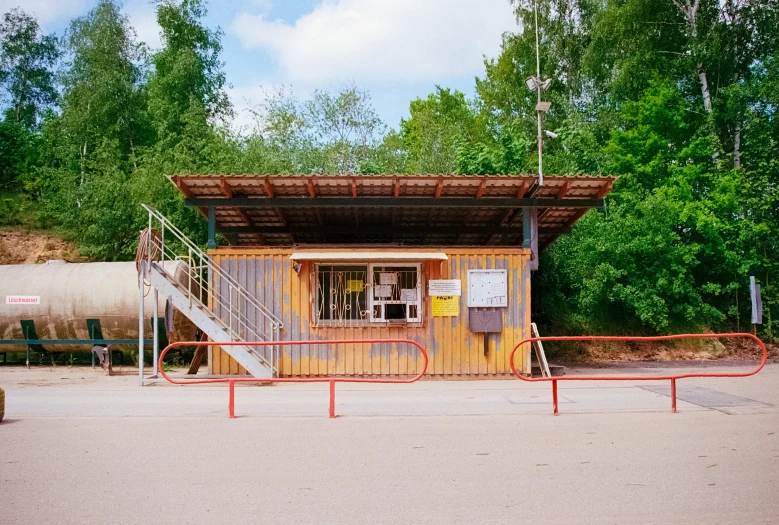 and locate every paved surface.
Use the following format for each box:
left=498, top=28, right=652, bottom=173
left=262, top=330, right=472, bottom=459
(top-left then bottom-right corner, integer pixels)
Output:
left=1, top=363, right=778, bottom=524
